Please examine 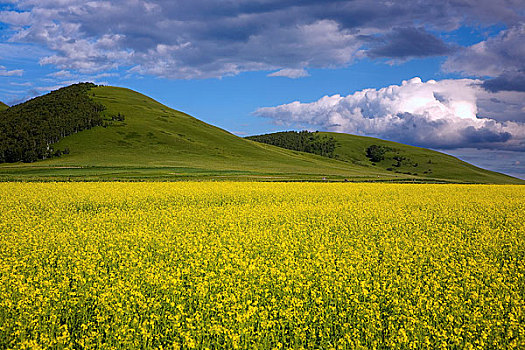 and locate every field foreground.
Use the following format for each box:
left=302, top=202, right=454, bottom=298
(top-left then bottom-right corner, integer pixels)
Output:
left=0, top=183, right=524, bottom=349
